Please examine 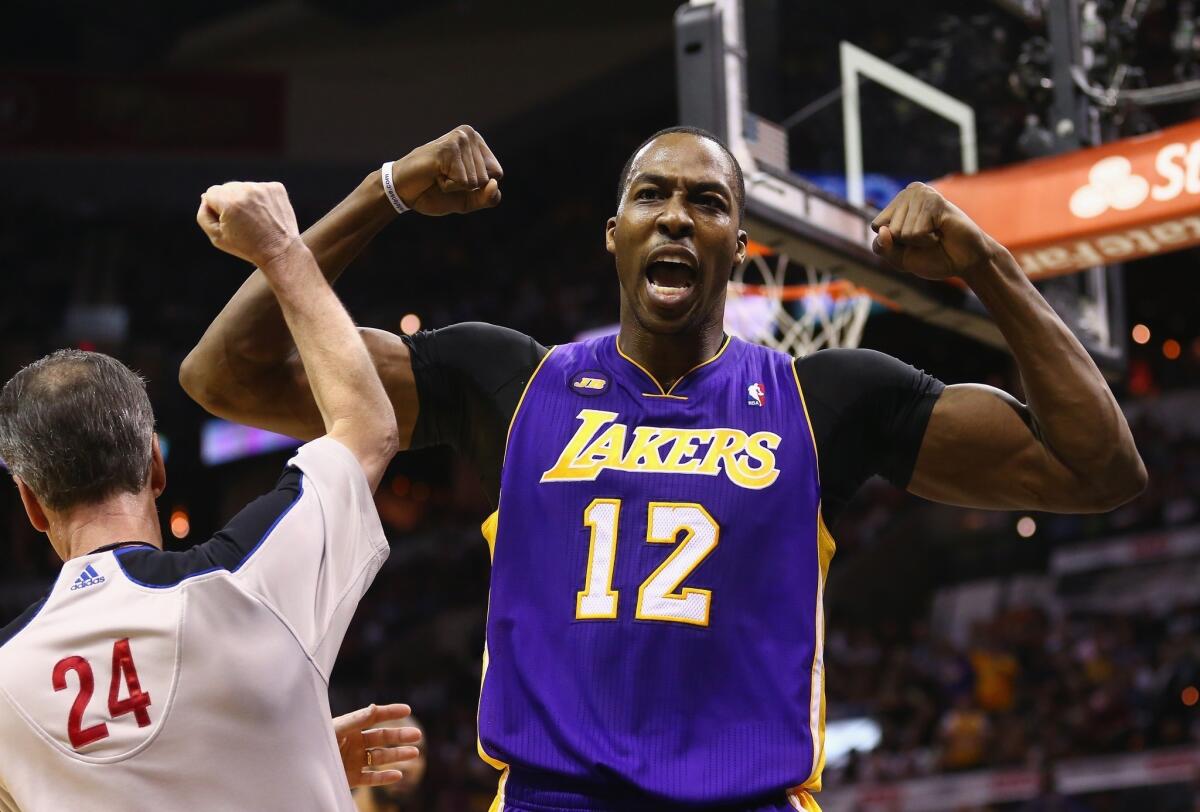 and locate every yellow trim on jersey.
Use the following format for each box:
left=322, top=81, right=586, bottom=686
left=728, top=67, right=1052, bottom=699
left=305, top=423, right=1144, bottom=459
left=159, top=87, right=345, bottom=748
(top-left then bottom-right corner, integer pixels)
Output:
left=475, top=344, right=558, bottom=771
left=615, top=334, right=731, bottom=396
left=505, top=345, right=558, bottom=447
left=792, top=357, right=834, bottom=795
left=481, top=512, right=498, bottom=562
left=787, top=787, right=823, bottom=811
left=487, top=767, right=510, bottom=812
left=800, top=512, right=836, bottom=793
left=476, top=513, right=504, bottom=769
left=476, top=643, right=509, bottom=771
left=790, top=358, right=821, bottom=471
